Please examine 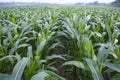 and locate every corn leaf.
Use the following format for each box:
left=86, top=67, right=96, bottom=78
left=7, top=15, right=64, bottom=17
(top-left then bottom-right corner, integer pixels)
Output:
left=0, top=73, right=10, bottom=80
left=62, top=61, right=85, bottom=70
left=31, top=71, right=49, bottom=80
left=85, top=59, right=104, bottom=80
left=10, top=57, right=29, bottom=80
left=102, top=62, right=120, bottom=72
